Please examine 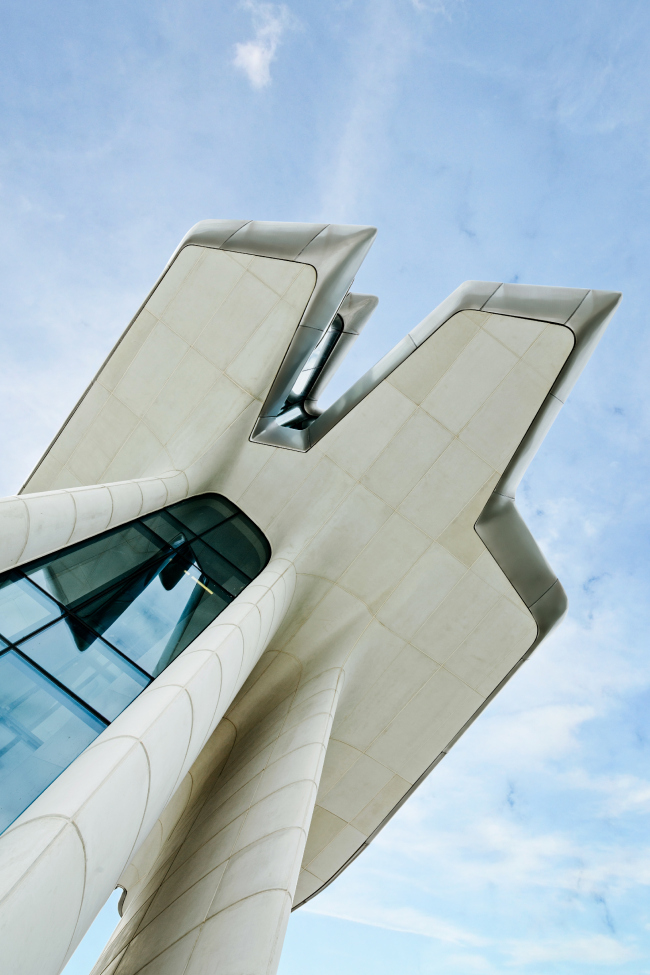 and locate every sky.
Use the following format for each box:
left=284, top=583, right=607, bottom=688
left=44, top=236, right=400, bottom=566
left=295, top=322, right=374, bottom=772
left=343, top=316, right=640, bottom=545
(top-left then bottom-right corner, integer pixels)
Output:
left=1, top=0, right=649, bottom=972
